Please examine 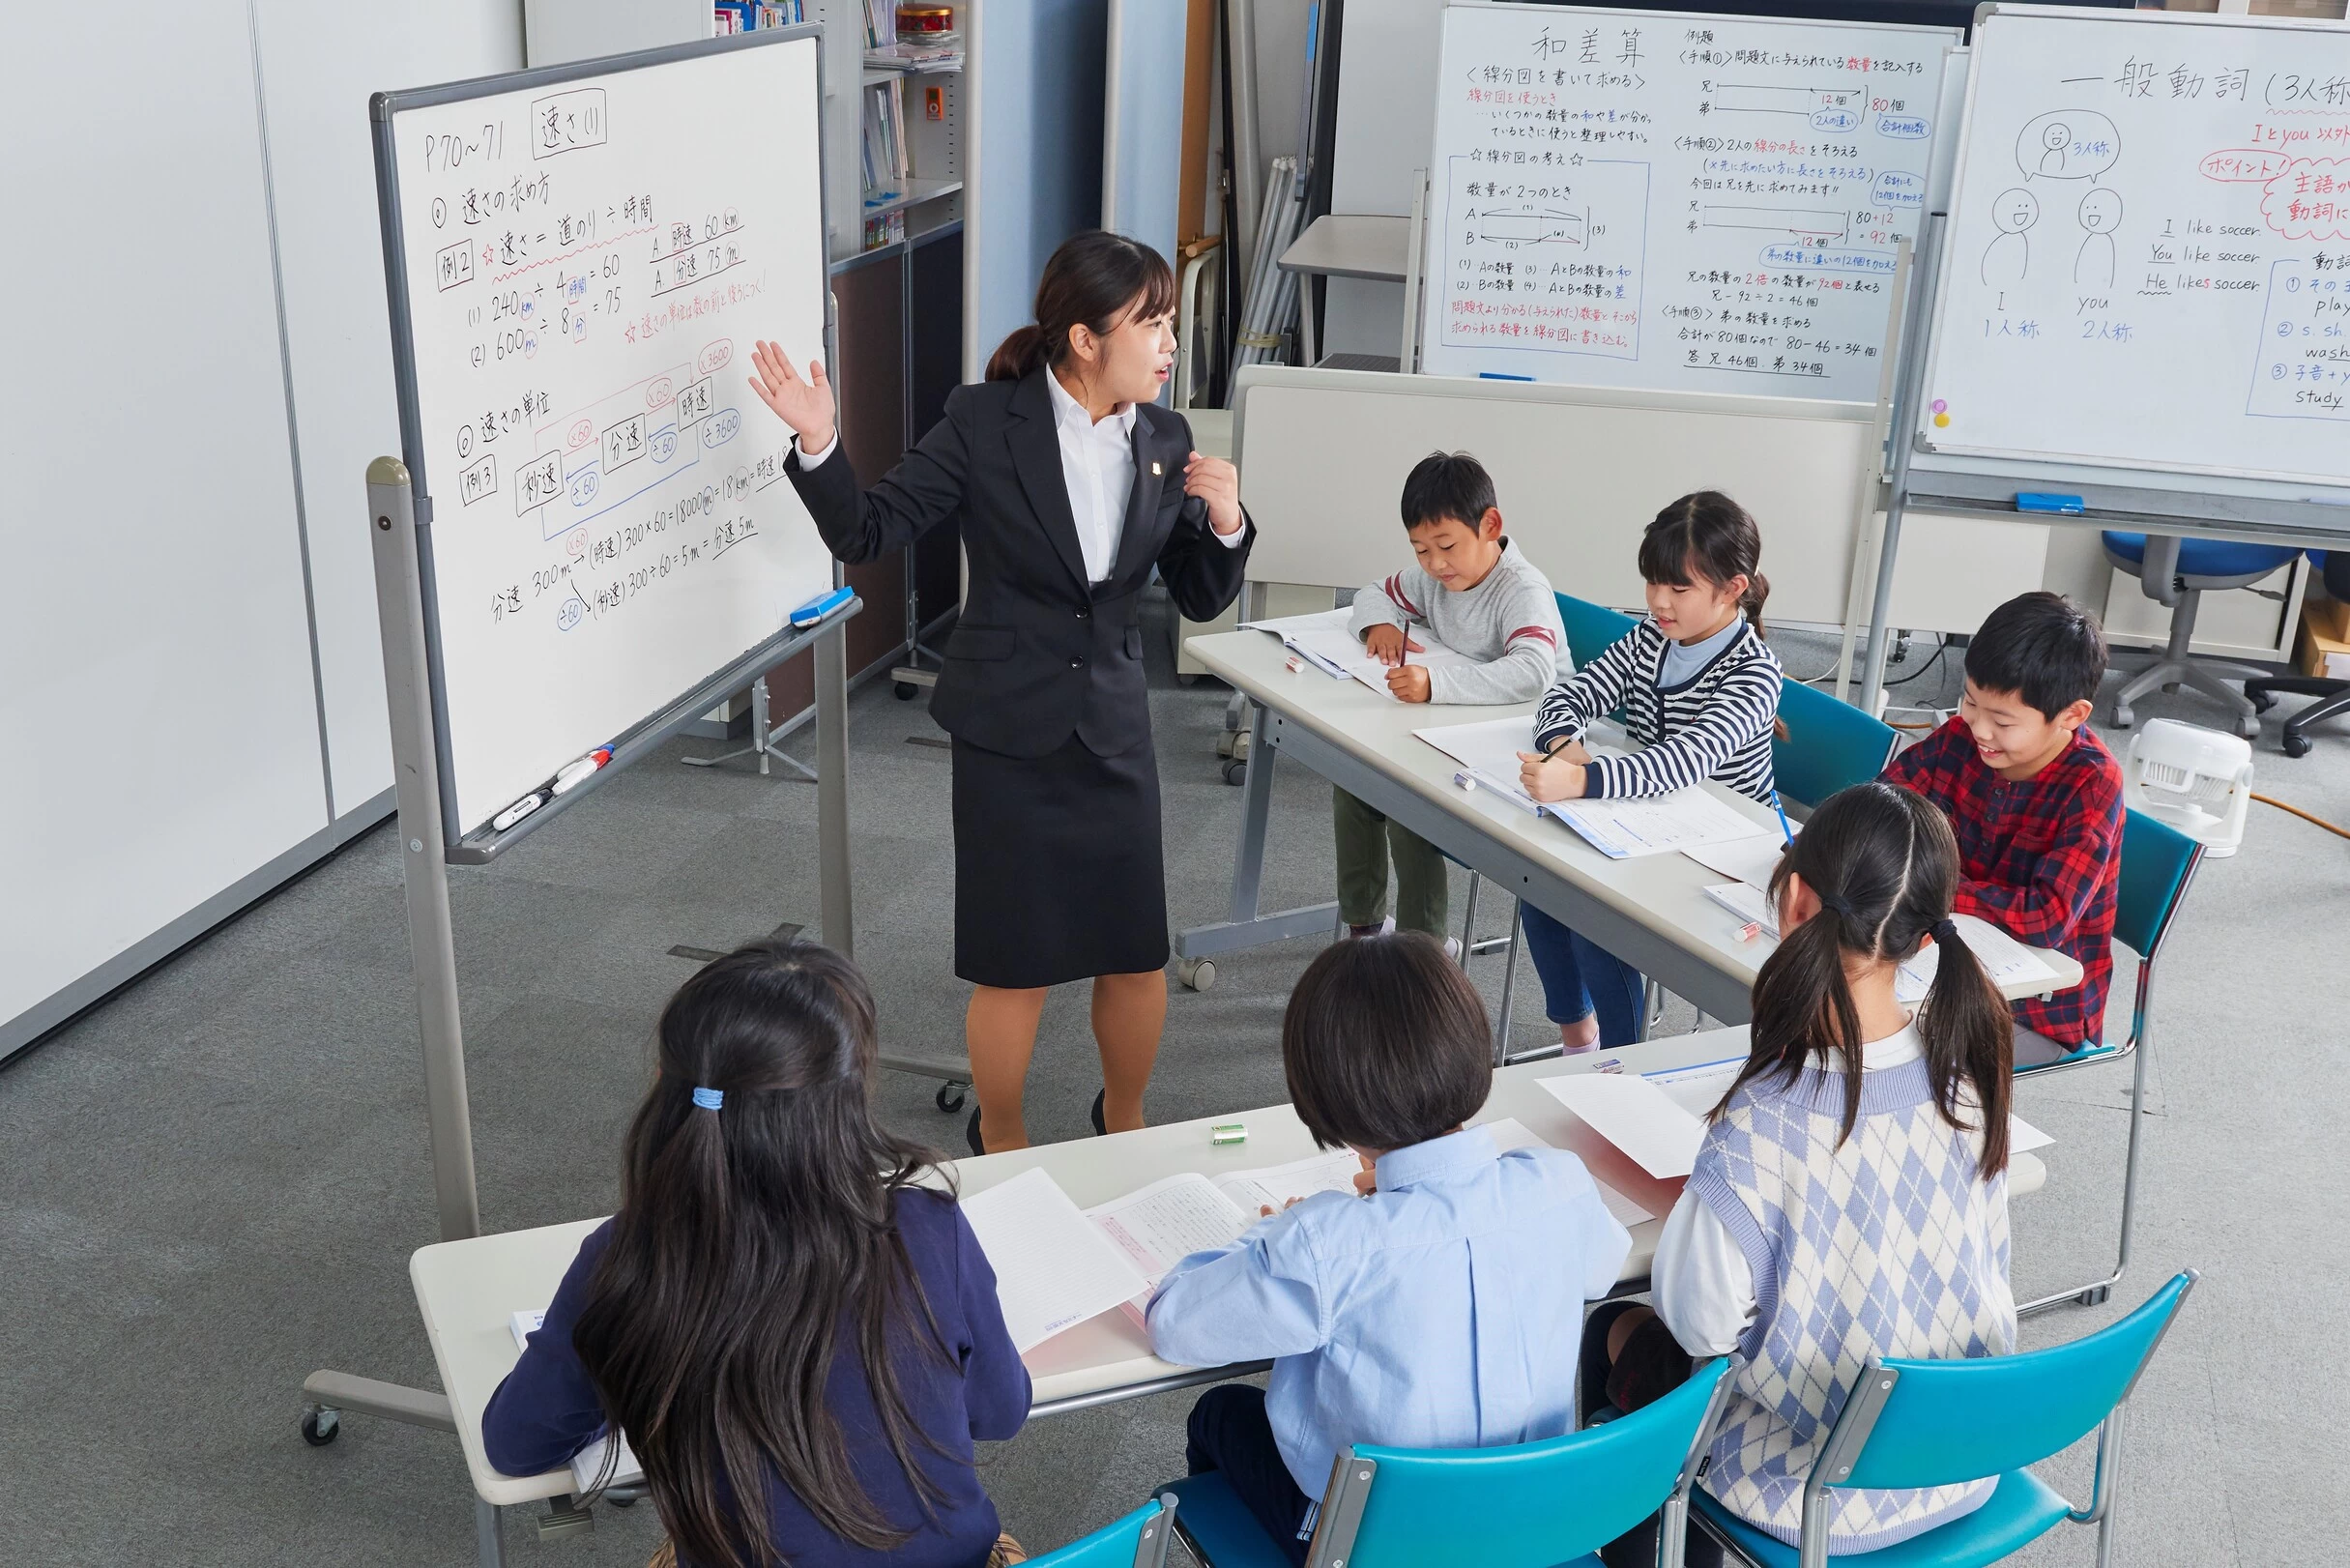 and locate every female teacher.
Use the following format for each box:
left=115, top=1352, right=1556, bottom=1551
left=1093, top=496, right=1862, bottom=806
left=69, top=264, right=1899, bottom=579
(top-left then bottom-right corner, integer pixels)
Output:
left=749, top=230, right=1254, bottom=1154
